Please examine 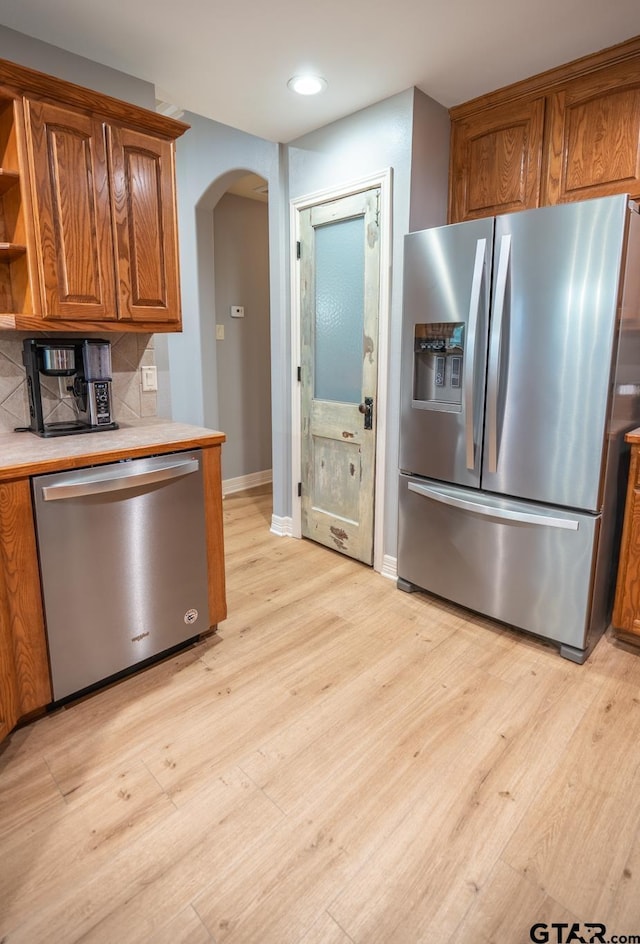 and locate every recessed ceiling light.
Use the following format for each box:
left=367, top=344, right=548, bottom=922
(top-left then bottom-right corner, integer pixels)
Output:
left=287, top=75, right=327, bottom=96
